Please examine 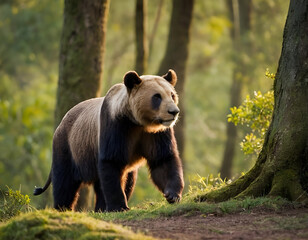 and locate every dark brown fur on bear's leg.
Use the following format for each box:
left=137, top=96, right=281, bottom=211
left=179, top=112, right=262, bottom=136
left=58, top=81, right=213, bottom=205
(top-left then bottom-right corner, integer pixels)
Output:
left=94, top=180, right=106, bottom=212
left=52, top=174, right=82, bottom=211
left=52, top=143, right=82, bottom=211
left=149, top=158, right=184, bottom=203
left=99, top=162, right=129, bottom=212
left=124, top=170, right=138, bottom=201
